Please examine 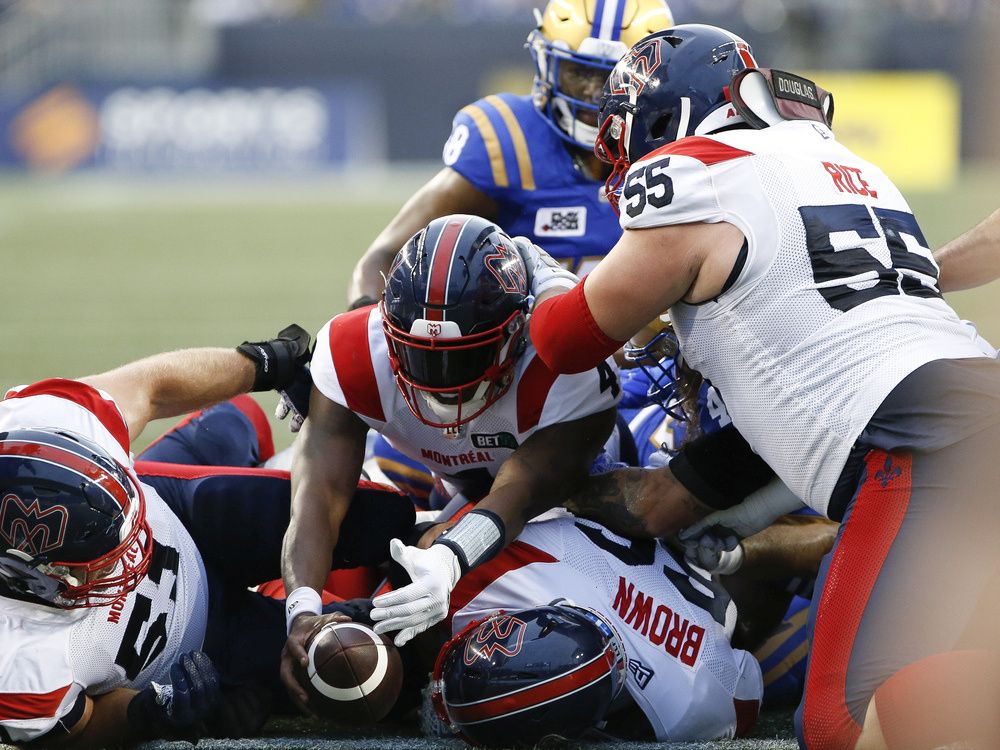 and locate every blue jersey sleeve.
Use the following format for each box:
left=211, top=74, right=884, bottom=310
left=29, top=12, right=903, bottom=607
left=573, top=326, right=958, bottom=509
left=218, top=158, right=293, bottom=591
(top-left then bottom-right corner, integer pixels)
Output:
left=441, top=94, right=537, bottom=197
